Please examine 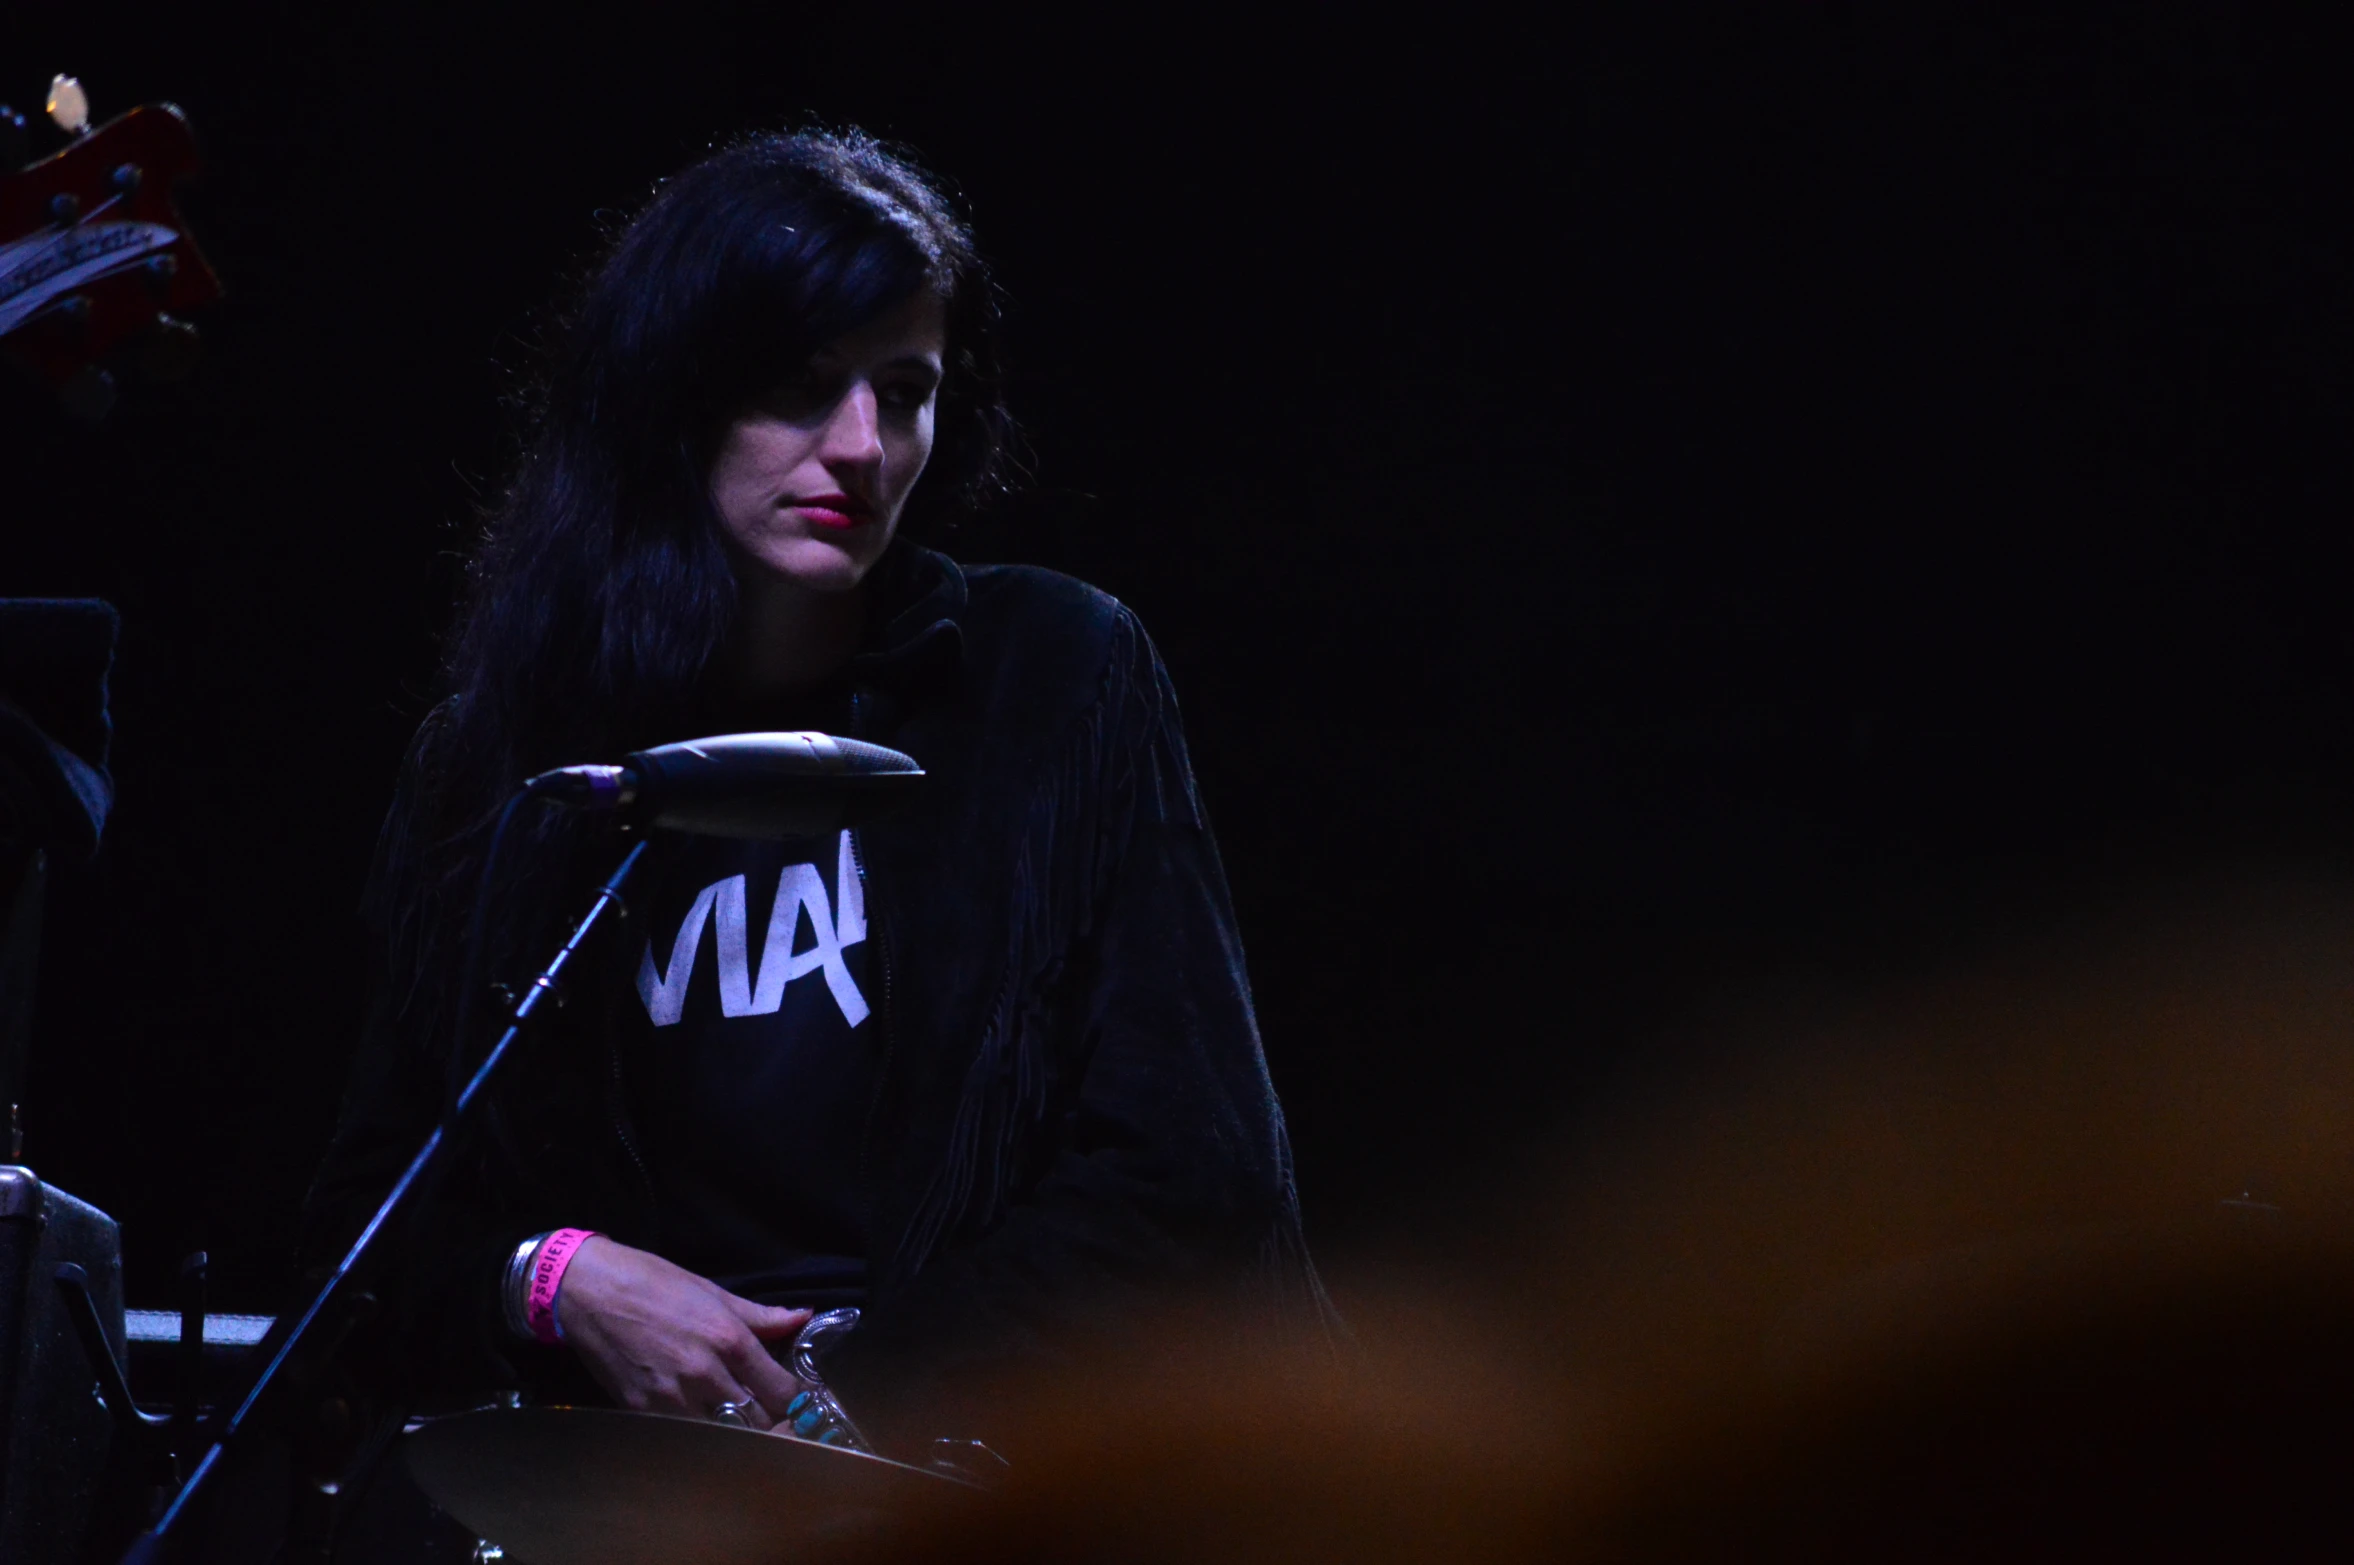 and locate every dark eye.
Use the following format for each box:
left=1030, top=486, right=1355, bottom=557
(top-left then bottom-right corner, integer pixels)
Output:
left=755, top=366, right=838, bottom=419
left=878, top=377, right=938, bottom=415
